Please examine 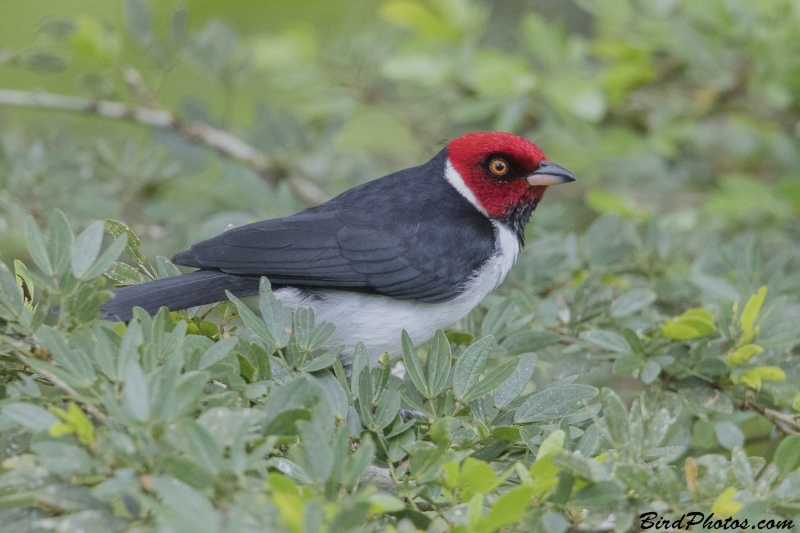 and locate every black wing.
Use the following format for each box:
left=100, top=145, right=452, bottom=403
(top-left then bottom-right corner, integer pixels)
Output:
left=172, top=149, right=497, bottom=303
